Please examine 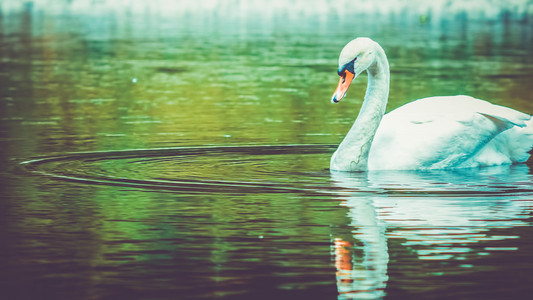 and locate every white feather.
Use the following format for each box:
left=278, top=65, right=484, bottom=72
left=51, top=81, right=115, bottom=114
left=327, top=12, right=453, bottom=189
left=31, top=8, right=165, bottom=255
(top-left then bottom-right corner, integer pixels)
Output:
left=330, top=38, right=533, bottom=171
left=369, top=95, right=533, bottom=170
